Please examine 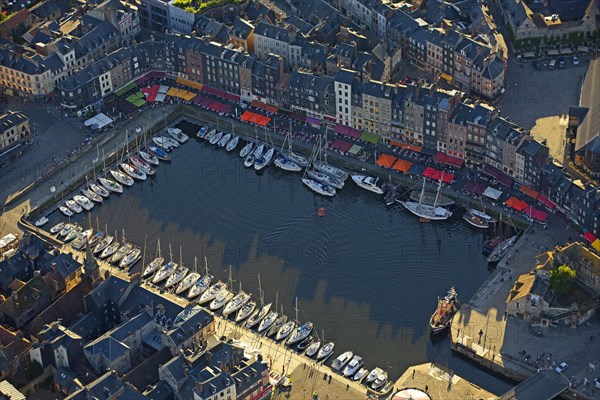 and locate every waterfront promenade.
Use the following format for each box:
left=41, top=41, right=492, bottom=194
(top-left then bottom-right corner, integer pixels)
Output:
left=450, top=212, right=600, bottom=399
left=67, top=247, right=500, bottom=400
